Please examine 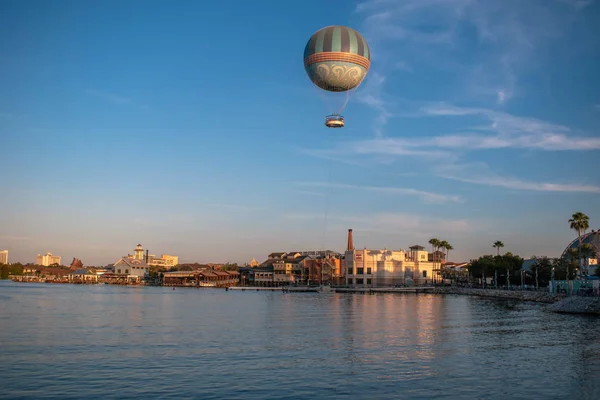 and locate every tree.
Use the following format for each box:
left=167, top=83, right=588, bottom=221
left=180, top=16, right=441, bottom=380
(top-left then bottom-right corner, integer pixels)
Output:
left=531, top=257, right=553, bottom=289
left=493, top=241, right=504, bottom=256
left=429, top=238, right=441, bottom=283
left=568, top=211, right=590, bottom=277
left=222, top=263, right=239, bottom=272
left=468, top=255, right=496, bottom=287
